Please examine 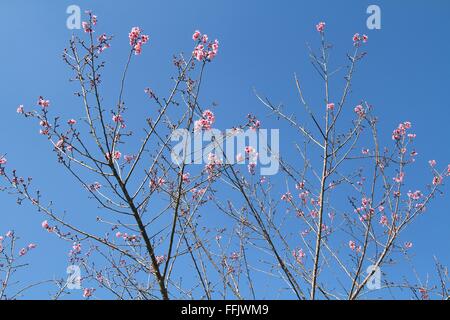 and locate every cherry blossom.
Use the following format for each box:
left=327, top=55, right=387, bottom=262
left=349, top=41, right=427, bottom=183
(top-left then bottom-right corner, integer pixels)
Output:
left=82, top=21, right=93, bottom=33
left=281, top=192, right=292, bottom=202
left=393, top=172, right=405, bottom=183
left=379, top=215, right=388, bottom=226
left=37, top=96, right=50, bottom=108
left=316, top=22, right=325, bottom=33
left=326, top=103, right=335, bottom=110
left=83, top=288, right=95, bottom=298
left=194, top=109, right=215, bottom=131
left=192, top=32, right=219, bottom=62
left=349, top=240, right=356, bottom=251
left=128, top=27, right=150, bottom=55
left=192, top=30, right=201, bottom=41
left=432, top=175, right=442, bottom=186
left=293, top=248, right=306, bottom=264
left=354, top=105, right=365, bottom=118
